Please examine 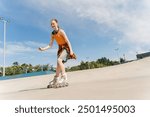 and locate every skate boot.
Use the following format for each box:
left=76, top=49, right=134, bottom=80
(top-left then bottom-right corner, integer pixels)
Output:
left=59, top=73, right=69, bottom=87
left=47, top=74, right=69, bottom=88
left=47, top=75, right=59, bottom=88
left=51, top=73, right=69, bottom=88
